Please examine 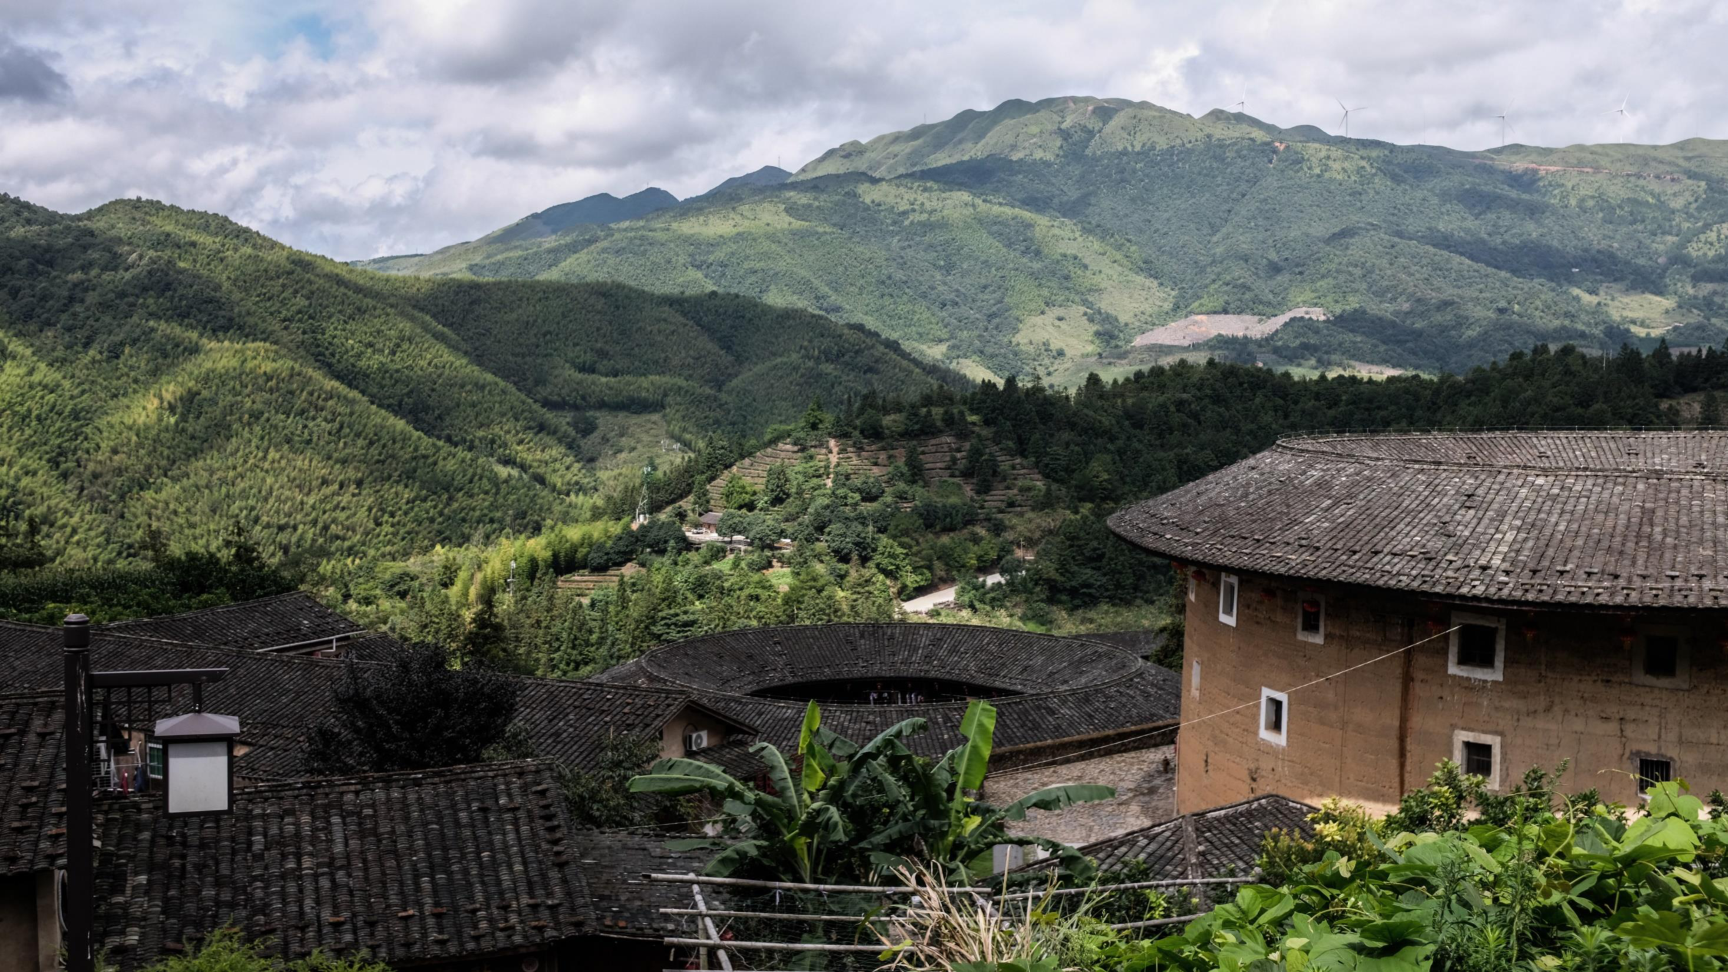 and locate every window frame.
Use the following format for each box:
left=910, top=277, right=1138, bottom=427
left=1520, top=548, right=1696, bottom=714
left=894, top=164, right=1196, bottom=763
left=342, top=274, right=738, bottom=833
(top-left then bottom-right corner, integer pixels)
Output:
left=1190, top=659, right=1201, bottom=699
left=1187, top=574, right=1196, bottom=602
left=1452, top=728, right=1502, bottom=790
left=1258, top=687, right=1288, bottom=747
left=1448, top=611, right=1505, bottom=681
left=1296, top=593, right=1325, bottom=644
left=146, top=741, right=165, bottom=780
left=1218, top=573, right=1239, bottom=627
left=1633, top=625, right=1691, bottom=689
left=1635, top=754, right=1675, bottom=797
